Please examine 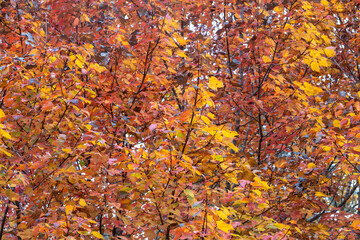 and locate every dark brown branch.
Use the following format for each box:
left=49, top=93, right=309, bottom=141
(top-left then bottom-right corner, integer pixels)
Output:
left=0, top=203, right=9, bottom=239
left=130, top=38, right=160, bottom=109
